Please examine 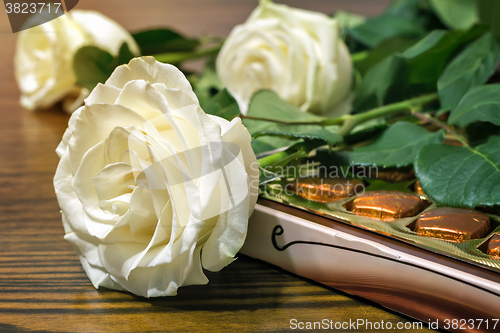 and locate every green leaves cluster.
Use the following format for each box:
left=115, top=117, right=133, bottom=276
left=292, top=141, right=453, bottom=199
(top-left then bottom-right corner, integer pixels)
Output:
left=448, top=84, right=500, bottom=127
left=246, top=0, right=500, bottom=210
left=354, top=27, right=484, bottom=111
left=437, top=32, right=500, bottom=110
left=343, top=0, right=499, bottom=53
left=343, top=0, right=444, bottom=53
left=344, top=20, right=500, bottom=209
left=413, top=80, right=500, bottom=208
left=73, top=28, right=216, bottom=91
left=70, top=0, right=500, bottom=211
left=428, top=0, right=478, bottom=30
